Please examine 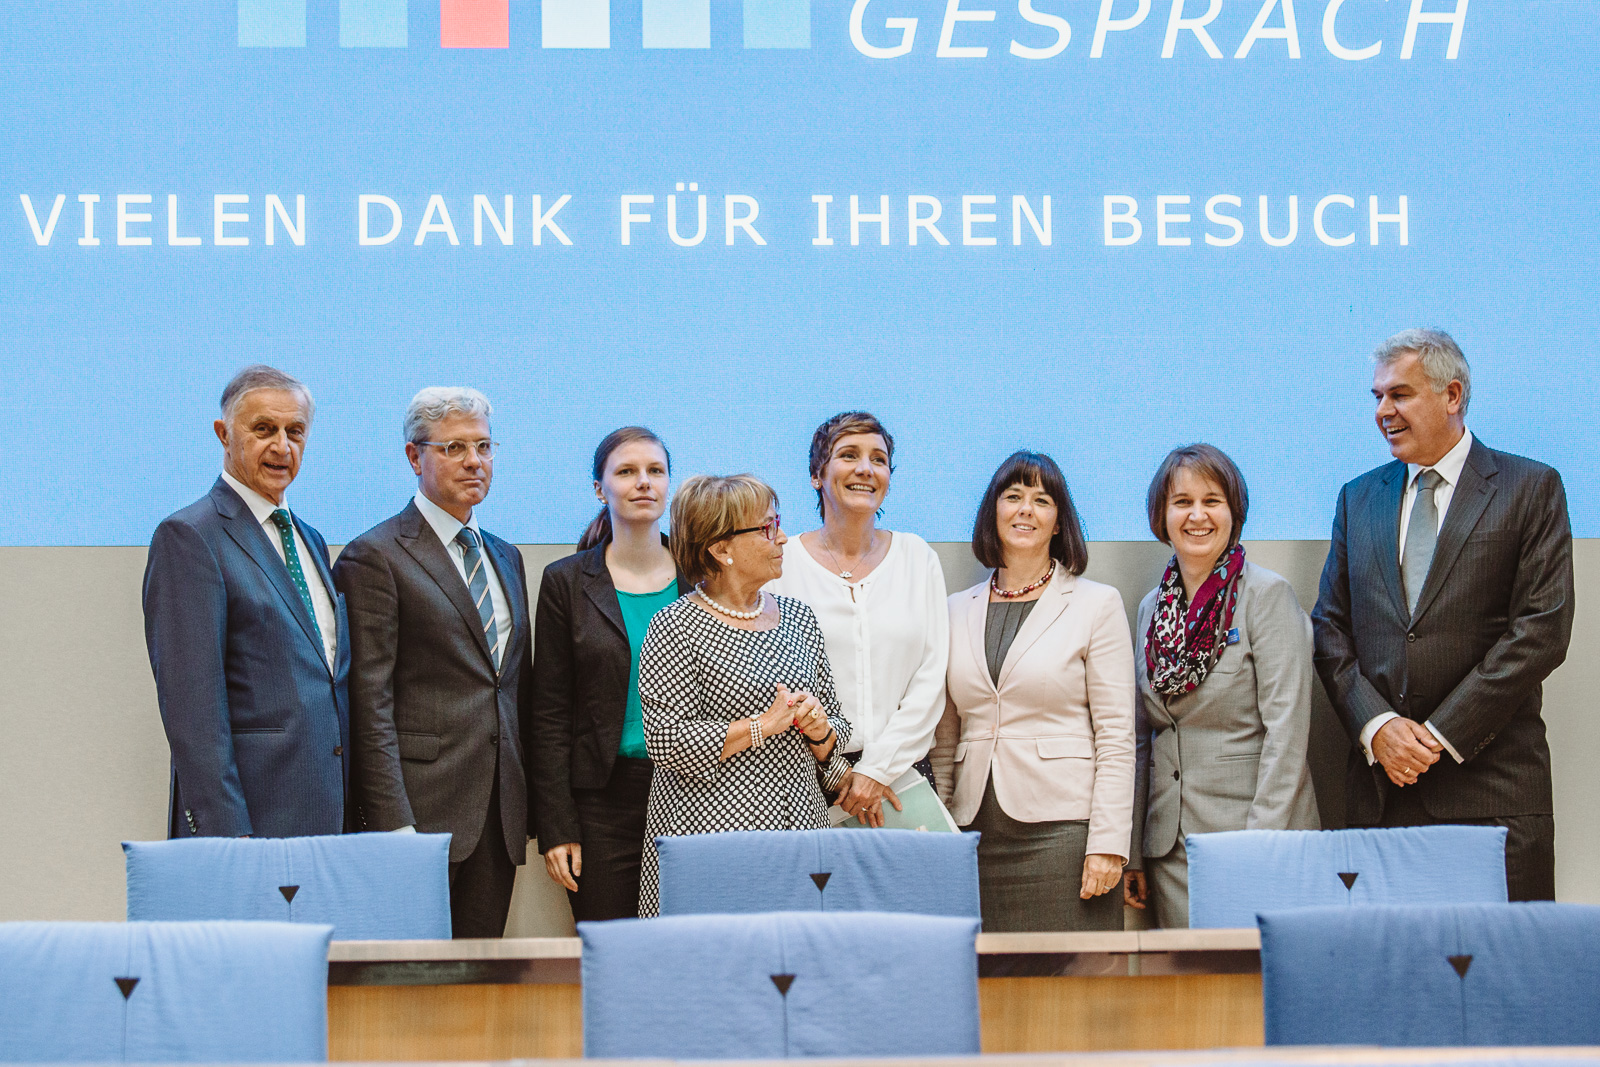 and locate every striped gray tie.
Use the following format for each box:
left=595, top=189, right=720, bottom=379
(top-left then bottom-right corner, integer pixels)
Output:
left=455, top=528, right=501, bottom=671
left=1402, top=469, right=1443, bottom=617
